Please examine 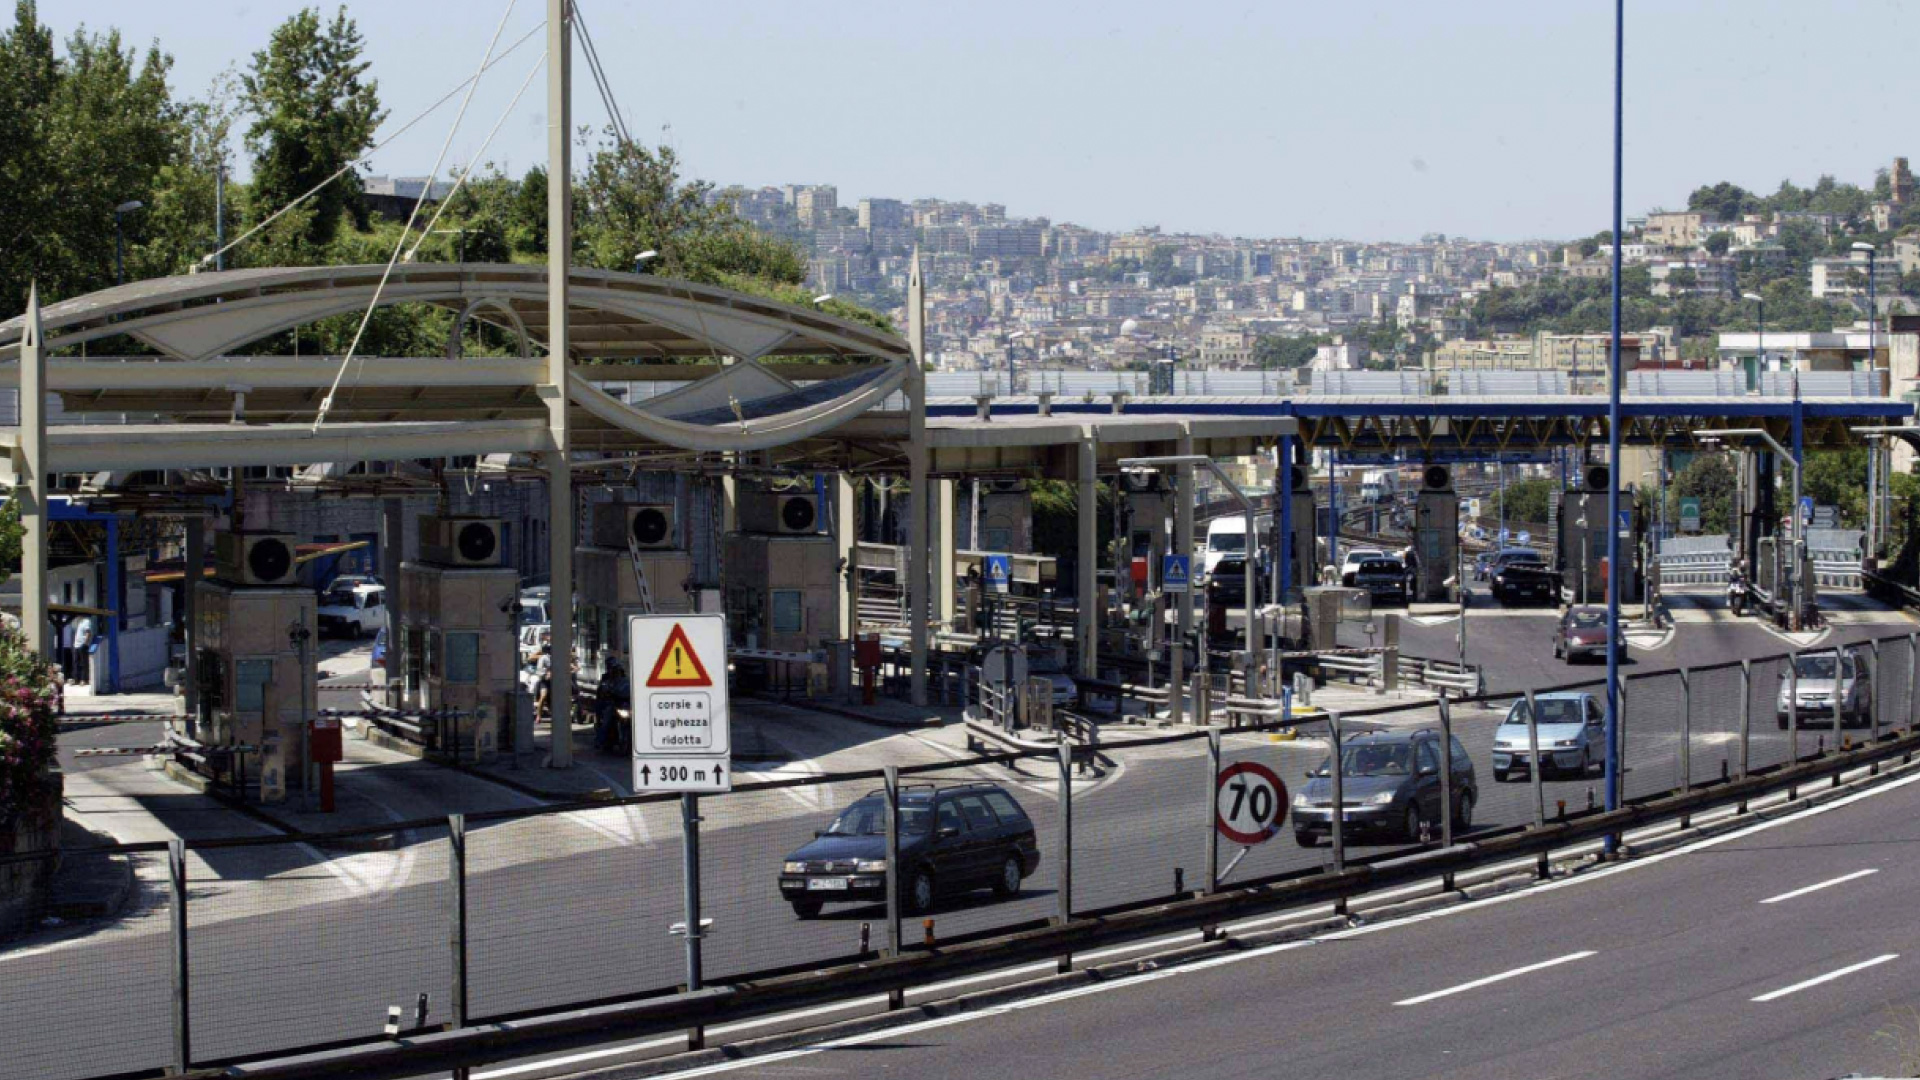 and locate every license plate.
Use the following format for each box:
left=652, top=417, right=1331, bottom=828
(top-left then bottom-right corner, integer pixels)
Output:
left=807, top=877, right=850, bottom=891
